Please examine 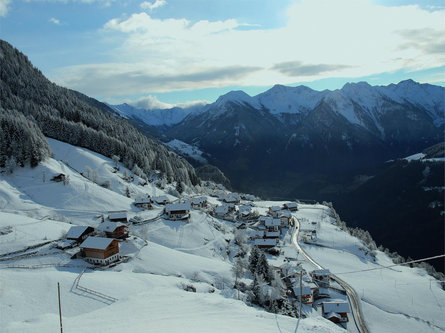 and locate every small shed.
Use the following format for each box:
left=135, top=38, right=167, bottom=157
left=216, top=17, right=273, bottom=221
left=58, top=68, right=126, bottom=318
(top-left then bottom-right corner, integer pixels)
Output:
left=97, top=222, right=129, bottom=239
left=134, top=198, right=152, bottom=210
left=164, top=203, right=191, bottom=220
left=283, top=202, right=298, bottom=211
left=108, top=211, right=128, bottom=223
left=311, top=269, right=331, bottom=288
left=51, top=173, right=66, bottom=182
left=66, top=225, right=95, bottom=243
left=321, top=301, right=350, bottom=323
left=79, top=237, right=120, bottom=265
left=254, top=238, right=278, bottom=248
